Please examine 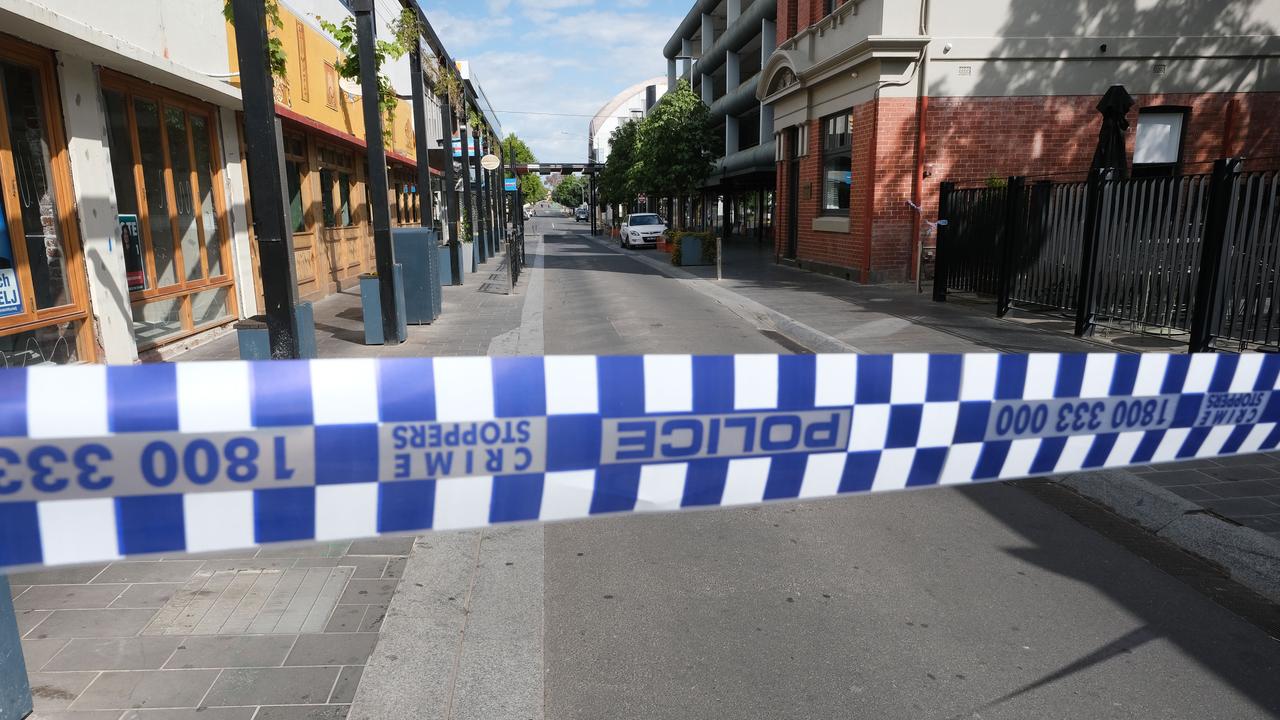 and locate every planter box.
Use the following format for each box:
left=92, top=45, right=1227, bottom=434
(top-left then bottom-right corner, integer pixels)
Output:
left=438, top=244, right=456, bottom=286
left=392, top=227, right=440, bottom=324
left=678, top=234, right=712, bottom=266
left=234, top=302, right=317, bottom=359
left=359, top=266, right=408, bottom=345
